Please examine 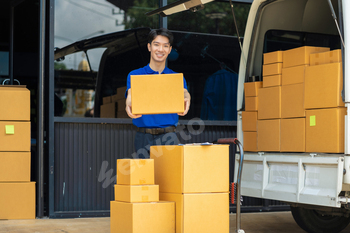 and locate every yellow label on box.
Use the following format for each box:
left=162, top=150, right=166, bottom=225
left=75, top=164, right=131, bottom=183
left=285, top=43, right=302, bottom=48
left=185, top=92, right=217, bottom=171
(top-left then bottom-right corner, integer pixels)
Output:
left=5, top=125, right=14, bottom=134
left=310, top=116, right=316, bottom=126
